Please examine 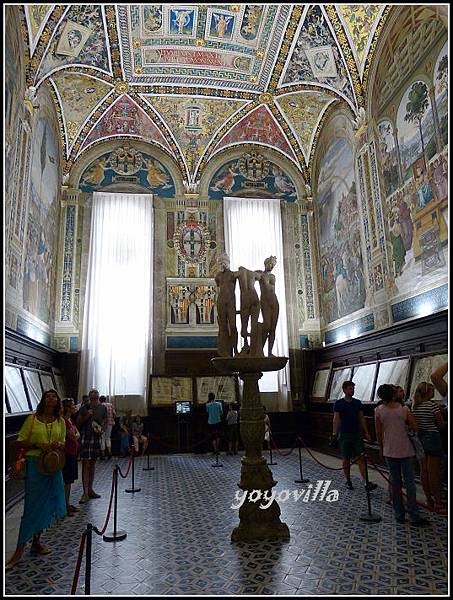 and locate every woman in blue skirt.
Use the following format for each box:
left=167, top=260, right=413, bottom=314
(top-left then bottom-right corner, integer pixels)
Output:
left=6, top=389, right=67, bottom=569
